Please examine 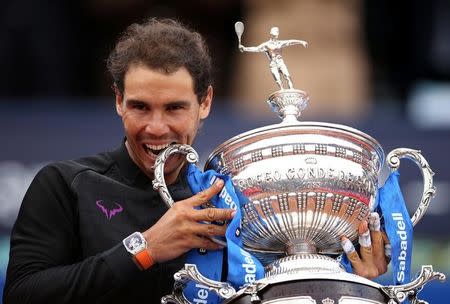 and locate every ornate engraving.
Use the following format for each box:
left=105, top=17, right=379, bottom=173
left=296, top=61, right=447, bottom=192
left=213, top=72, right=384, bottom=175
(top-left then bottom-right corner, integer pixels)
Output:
left=315, top=144, right=327, bottom=155
left=264, top=296, right=317, bottom=304
left=267, top=90, right=309, bottom=122
left=235, top=166, right=374, bottom=201
left=387, top=148, right=436, bottom=227
left=251, top=150, right=264, bottom=162
left=352, top=151, right=363, bottom=164
left=227, top=143, right=374, bottom=175
left=293, top=143, right=306, bottom=154
left=335, top=147, right=346, bottom=158
left=152, top=144, right=198, bottom=208
left=332, top=194, right=342, bottom=213
left=298, top=192, right=307, bottom=211
left=241, top=190, right=368, bottom=257
left=339, top=297, right=383, bottom=304
left=357, top=204, right=369, bottom=221
left=233, top=157, right=245, bottom=170
left=271, top=145, right=284, bottom=157
left=345, top=199, right=356, bottom=216
left=305, top=157, right=317, bottom=164
left=164, top=264, right=236, bottom=302
left=278, top=194, right=289, bottom=212
left=381, top=265, right=446, bottom=304
left=316, top=193, right=326, bottom=211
